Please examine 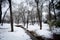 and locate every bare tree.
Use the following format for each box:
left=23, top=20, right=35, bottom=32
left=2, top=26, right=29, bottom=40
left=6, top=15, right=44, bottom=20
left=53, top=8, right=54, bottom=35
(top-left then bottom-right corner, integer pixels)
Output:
left=8, top=0, right=14, bottom=32
left=35, top=0, right=42, bottom=30
left=0, top=0, right=2, bottom=23
left=1, top=7, right=9, bottom=25
left=27, top=10, right=30, bottom=28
